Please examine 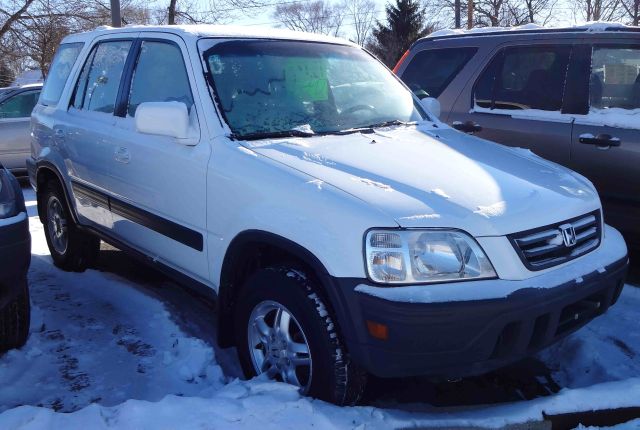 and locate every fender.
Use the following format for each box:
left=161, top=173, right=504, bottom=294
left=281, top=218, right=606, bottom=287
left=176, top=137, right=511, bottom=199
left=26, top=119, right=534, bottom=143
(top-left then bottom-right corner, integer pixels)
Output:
left=217, top=230, right=354, bottom=349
